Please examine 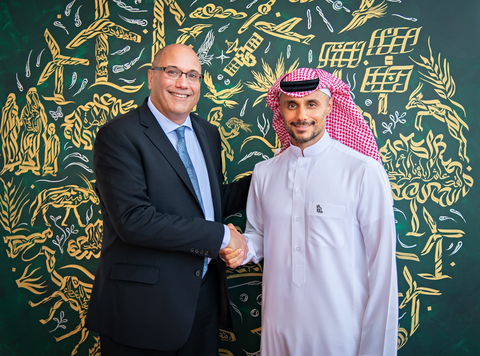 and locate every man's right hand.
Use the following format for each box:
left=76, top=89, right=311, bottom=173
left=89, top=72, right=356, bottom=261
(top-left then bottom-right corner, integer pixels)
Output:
left=219, top=224, right=248, bottom=268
